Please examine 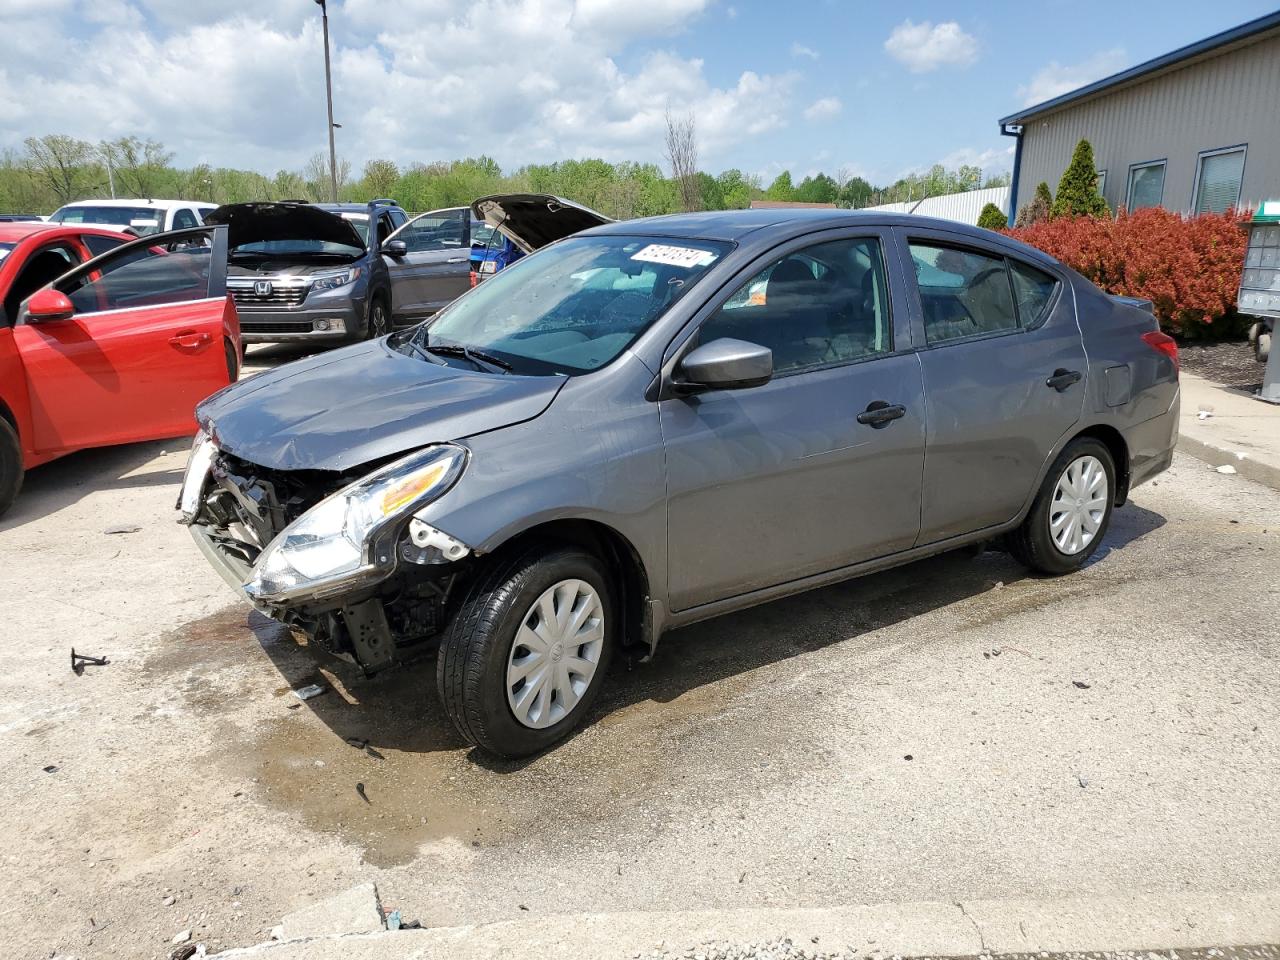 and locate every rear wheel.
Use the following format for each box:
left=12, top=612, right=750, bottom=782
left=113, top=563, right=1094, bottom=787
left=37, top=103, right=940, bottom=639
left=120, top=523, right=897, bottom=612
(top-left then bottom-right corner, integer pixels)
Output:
left=1007, top=437, right=1115, bottom=575
left=437, top=544, right=613, bottom=758
left=0, top=417, right=24, bottom=519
